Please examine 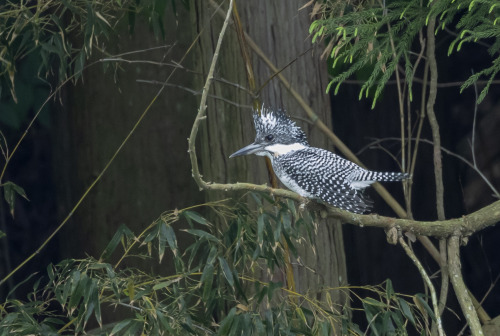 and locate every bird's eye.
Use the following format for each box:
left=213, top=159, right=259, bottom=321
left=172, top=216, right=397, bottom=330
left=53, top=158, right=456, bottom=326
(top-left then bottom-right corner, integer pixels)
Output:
left=265, top=134, right=274, bottom=141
